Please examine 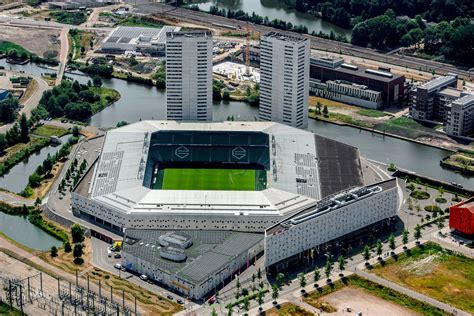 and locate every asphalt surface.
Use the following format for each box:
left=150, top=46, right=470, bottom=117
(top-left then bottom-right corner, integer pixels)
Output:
left=132, top=2, right=474, bottom=80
